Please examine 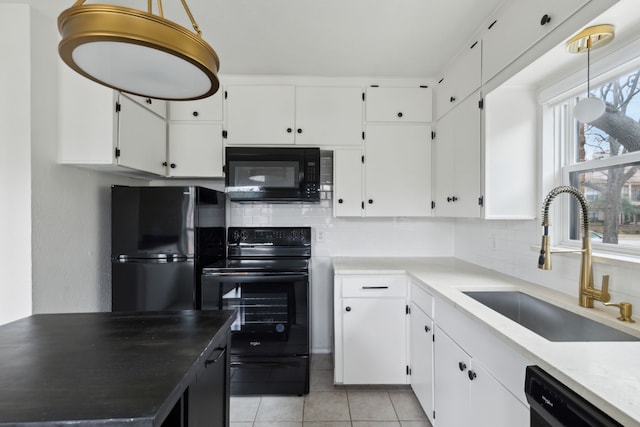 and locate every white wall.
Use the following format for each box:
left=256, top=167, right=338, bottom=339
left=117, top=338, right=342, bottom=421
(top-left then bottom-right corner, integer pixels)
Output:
left=0, top=4, right=32, bottom=325
left=26, top=6, right=140, bottom=316
left=455, top=218, right=640, bottom=314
